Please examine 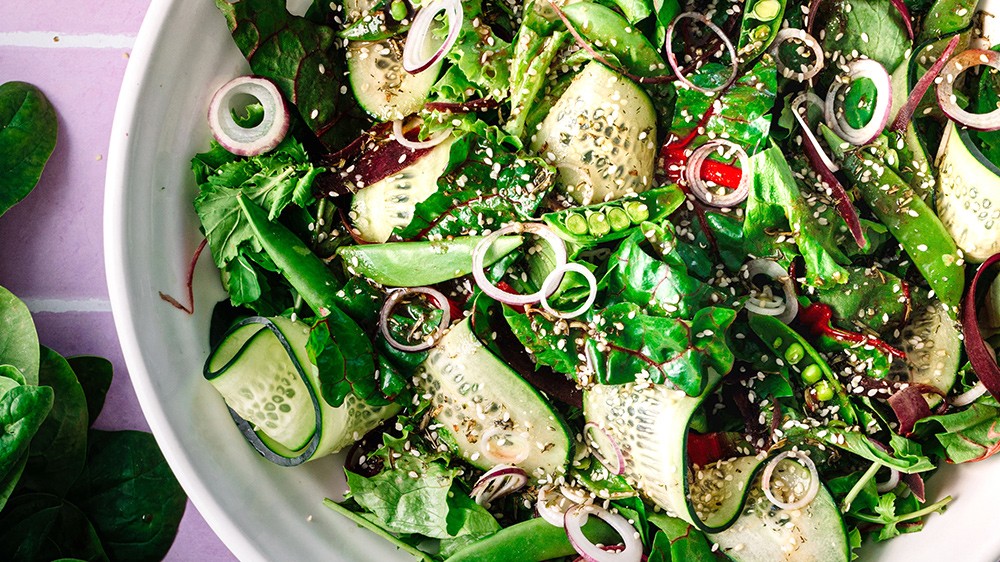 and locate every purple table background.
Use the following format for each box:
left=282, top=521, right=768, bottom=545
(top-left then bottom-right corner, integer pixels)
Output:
left=1, top=1, right=237, bottom=559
